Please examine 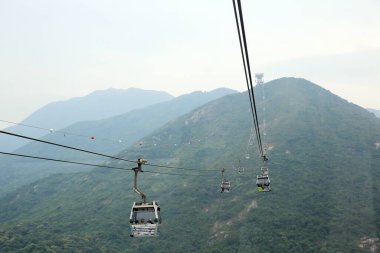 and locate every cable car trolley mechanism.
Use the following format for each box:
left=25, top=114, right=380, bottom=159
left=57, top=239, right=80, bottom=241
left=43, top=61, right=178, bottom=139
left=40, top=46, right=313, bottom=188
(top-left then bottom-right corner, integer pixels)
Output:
left=130, top=158, right=161, bottom=237
left=261, top=166, right=269, bottom=176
